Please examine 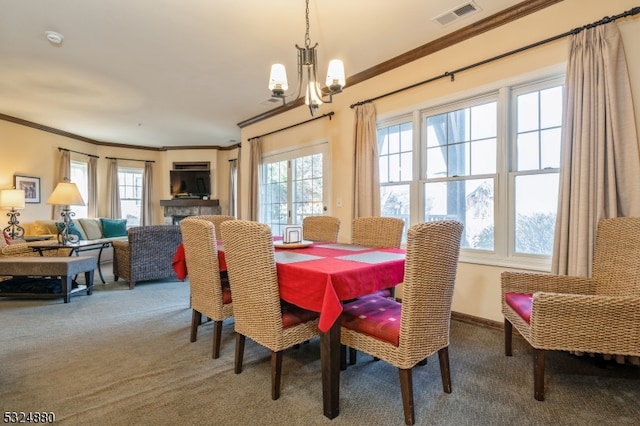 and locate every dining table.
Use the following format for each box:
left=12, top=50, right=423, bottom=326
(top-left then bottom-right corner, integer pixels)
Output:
left=172, top=239, right=406, bottom=419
